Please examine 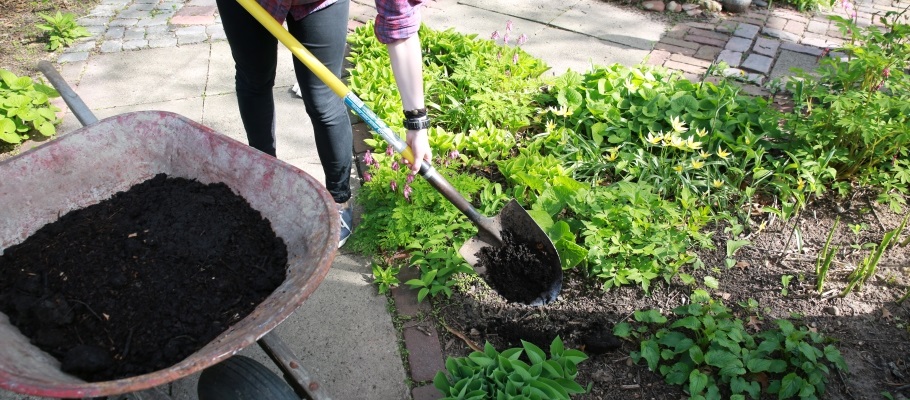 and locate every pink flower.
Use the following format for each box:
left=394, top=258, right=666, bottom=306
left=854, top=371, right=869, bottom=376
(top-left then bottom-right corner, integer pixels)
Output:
left=363, top=172, right=372, bottom=182
left=512, top=53, right=519, bottom=64
left=390, top=180, right=398, bottom=192
left=403, top=185, right=413, bottom=202
left=449, top=149, right=460, bottom=159
left=391, top=161, right=400, bottom=171
left=363, top=150, right=374, bottom=166
left=386, top=146, right=394, bottom=156
left=491, top=30, right=500, bottom=41
left=406, top=174, right=415, bottom=184
left=883, top=68, right=891, bottom=78
left=497, top=51, right=502, bottom=61
left=517, top=34, right=528, bottom=46
left=503, top=33, right=510, bottom=45
left=506, top=20, right=513, bottom=32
